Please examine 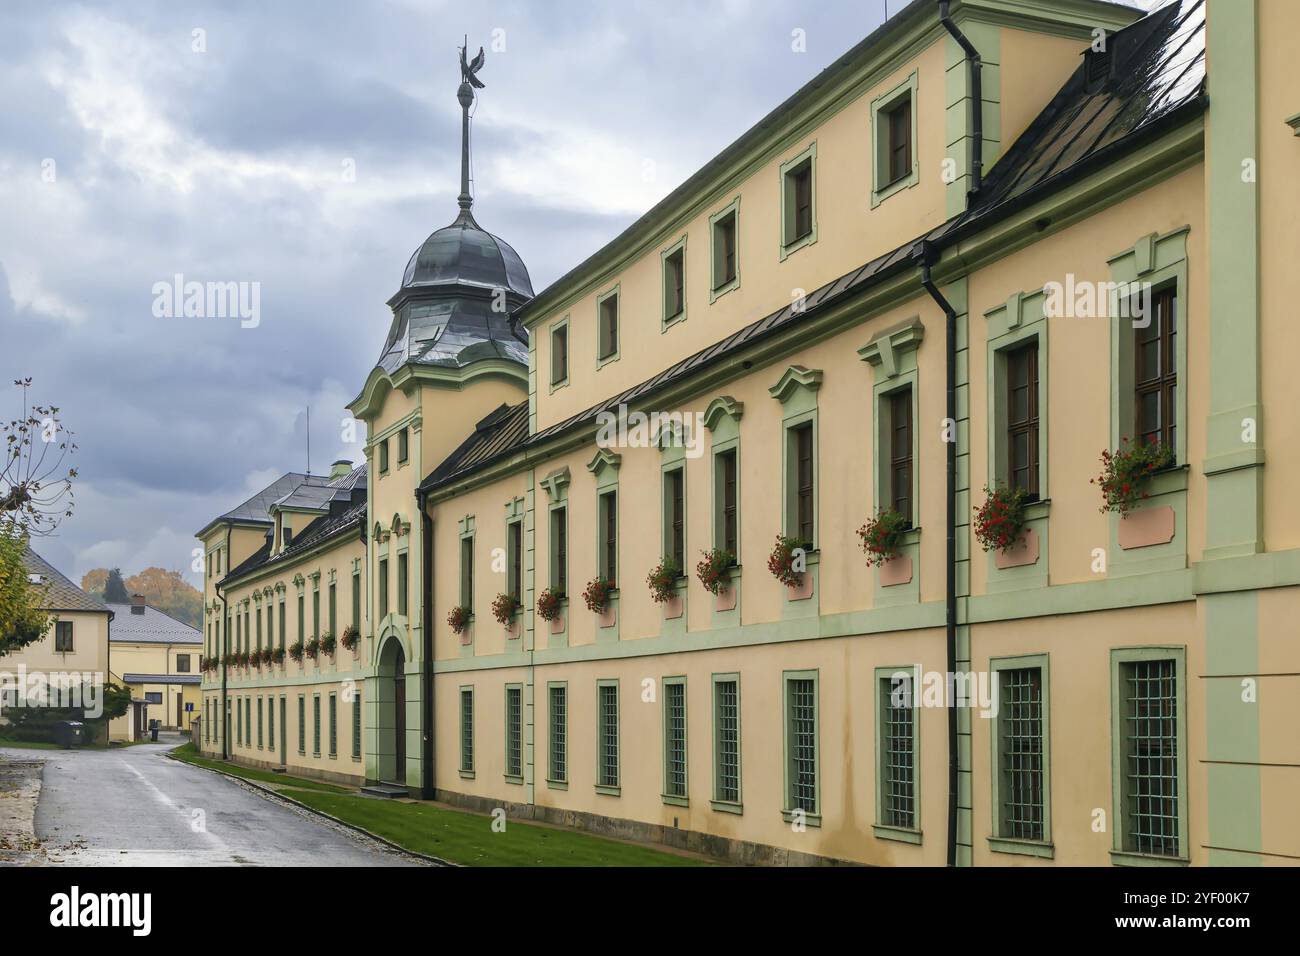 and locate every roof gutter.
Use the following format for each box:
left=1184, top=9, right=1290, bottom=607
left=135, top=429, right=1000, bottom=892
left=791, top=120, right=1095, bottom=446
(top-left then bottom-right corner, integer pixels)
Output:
left=938, top=1, right=982, bottom=200
left=914, top=239, right=959, bottom=869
